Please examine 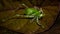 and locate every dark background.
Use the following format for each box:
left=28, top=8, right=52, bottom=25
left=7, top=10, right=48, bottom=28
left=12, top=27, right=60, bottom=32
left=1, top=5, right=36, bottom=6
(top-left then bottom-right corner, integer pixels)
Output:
left=0, top=0, right=60, bottom=34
